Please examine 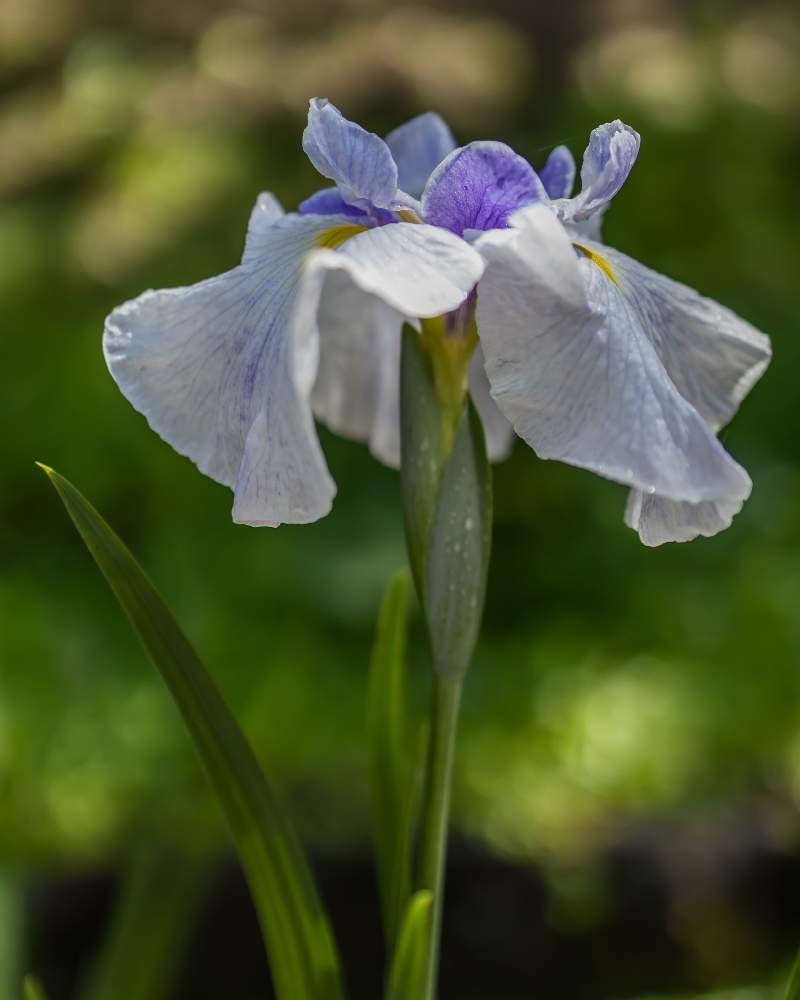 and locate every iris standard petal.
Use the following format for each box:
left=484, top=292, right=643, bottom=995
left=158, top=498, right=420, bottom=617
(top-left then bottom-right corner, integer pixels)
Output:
left=104, top=199, right=347, bottom=526
left=539, top=144, right=576, bottom=200
left=579, top=241, right=771, bottom=431
left=385, top=111, right=457, bottom=199
left=468, top=347, right=515, bottom=461
left=570, top=120, right=640, bottom=222
left=624, top=489, right=747, bottom=547
left=302, top=97, right=399, bottom=211
left=330, top=222, right=484, bottom=318
left=421, top=141, right=547, bottom=237
left=475, top=204, right=751, bottom=505
left=312, top=270, right=402, bottom=468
